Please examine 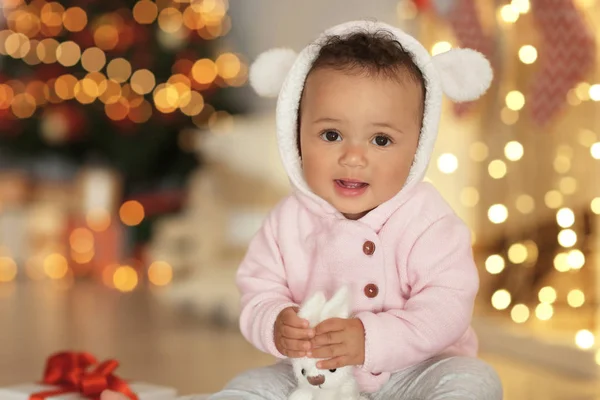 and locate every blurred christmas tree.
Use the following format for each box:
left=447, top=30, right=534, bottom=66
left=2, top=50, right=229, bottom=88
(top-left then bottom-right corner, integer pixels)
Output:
left=0, top=0, right=248, bottom=244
